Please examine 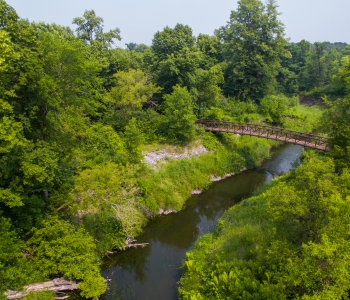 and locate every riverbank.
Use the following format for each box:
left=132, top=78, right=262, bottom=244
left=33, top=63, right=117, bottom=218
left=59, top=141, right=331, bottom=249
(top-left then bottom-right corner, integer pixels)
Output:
left=100, top=144, right=303, bottom=300
left=139, top=133, right=277, bottom=214
left=178, top=152, right=350, bottom=299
